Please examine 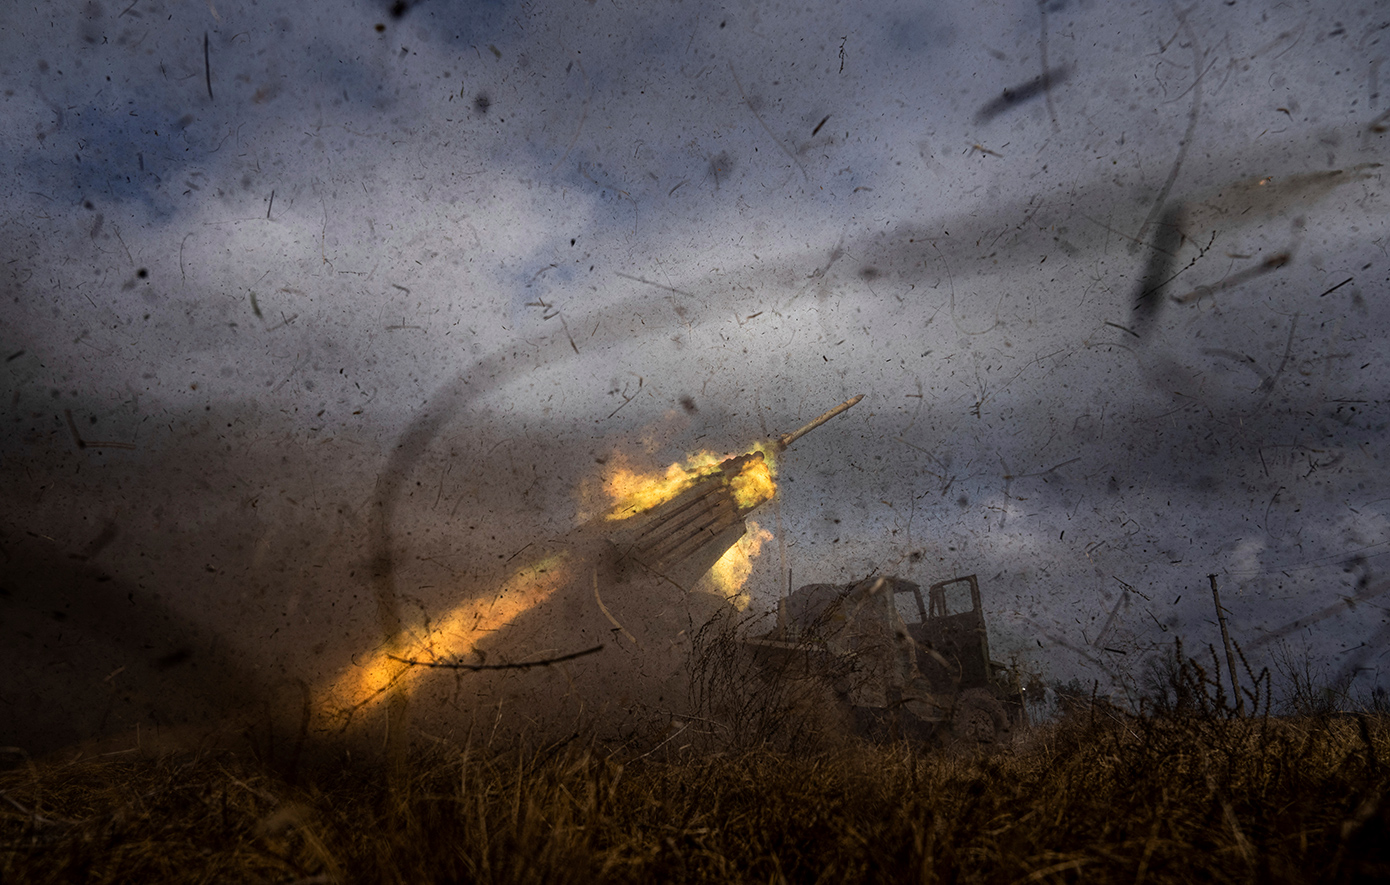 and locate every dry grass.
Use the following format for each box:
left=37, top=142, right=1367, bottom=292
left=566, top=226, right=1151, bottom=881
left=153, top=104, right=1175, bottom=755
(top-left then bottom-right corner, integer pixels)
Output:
left=3, top=707, right=1388, bottom=884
